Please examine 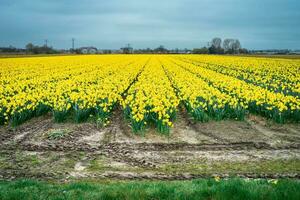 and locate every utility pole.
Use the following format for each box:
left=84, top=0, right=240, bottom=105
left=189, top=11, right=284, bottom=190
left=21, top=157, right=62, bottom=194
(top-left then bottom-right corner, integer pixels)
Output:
left=121, top=43, right=133, bottom=54
left=45, top=39, right=48, bottom=47
left=127, top=43, right=132, bottom=53
left=72, top=38, right=75, bottom=50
